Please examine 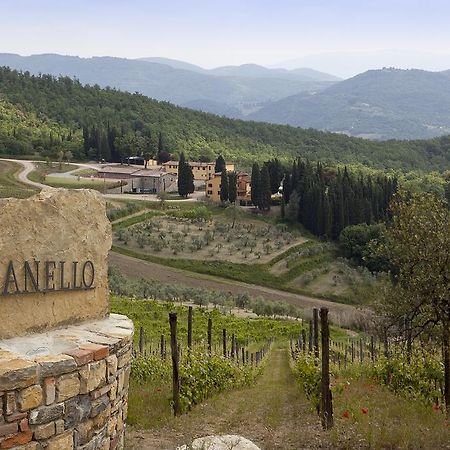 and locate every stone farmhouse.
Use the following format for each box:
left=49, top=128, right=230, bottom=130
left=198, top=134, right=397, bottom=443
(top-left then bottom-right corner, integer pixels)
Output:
left=162, top=160, right=235, bottom=181
left=97, top=166, right=177, bottom=193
